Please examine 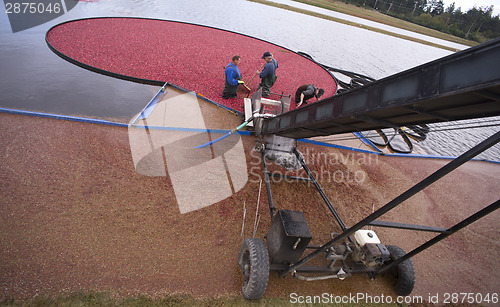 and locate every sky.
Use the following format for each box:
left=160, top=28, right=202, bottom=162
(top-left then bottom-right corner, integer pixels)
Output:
left=442, top=0, right=500, bottom=16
